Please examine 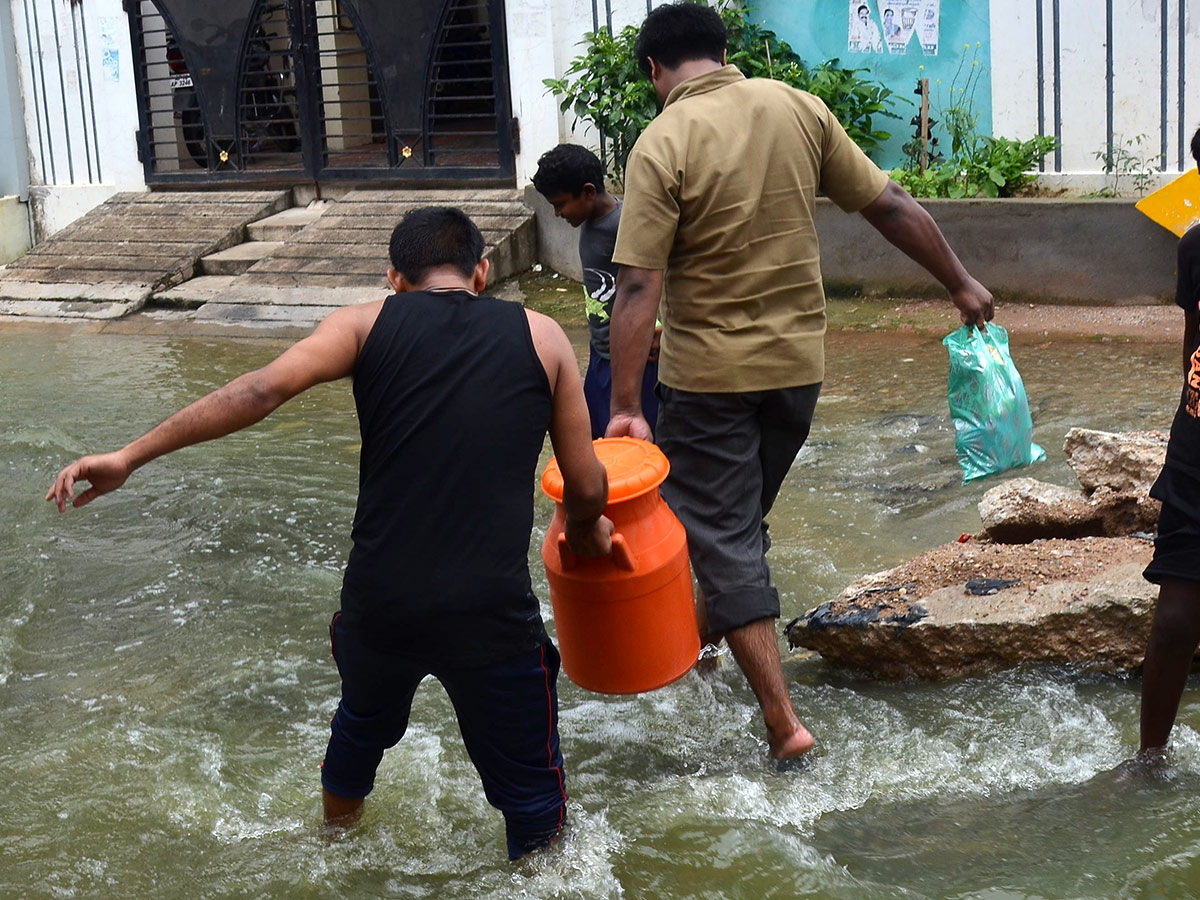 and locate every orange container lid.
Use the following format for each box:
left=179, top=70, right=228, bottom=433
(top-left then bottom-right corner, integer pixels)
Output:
left=542, top=436, right=670, bottom=503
